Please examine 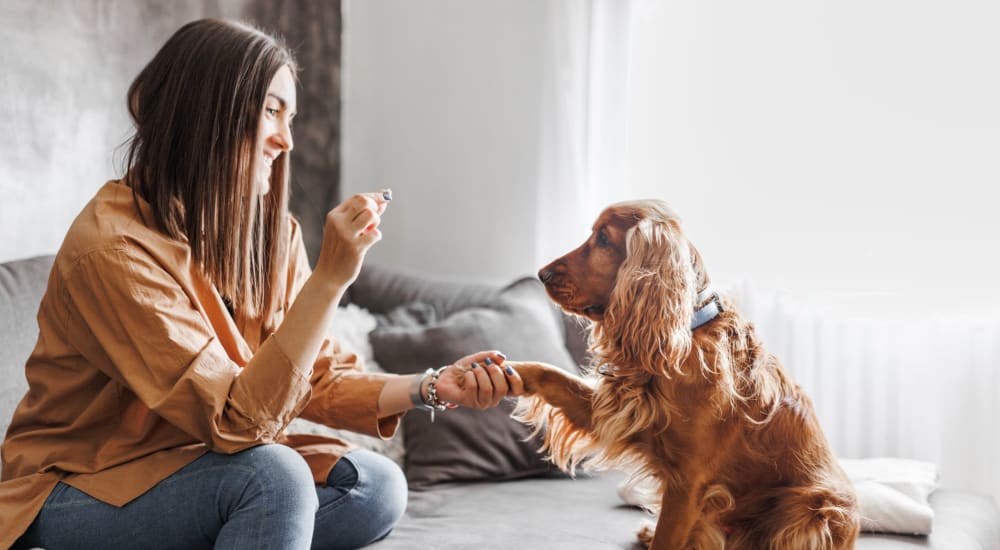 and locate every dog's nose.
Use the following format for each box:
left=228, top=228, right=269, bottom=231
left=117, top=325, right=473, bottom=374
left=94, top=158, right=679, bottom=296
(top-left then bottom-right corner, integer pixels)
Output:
left=538, top=268, right=554, bottom=283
